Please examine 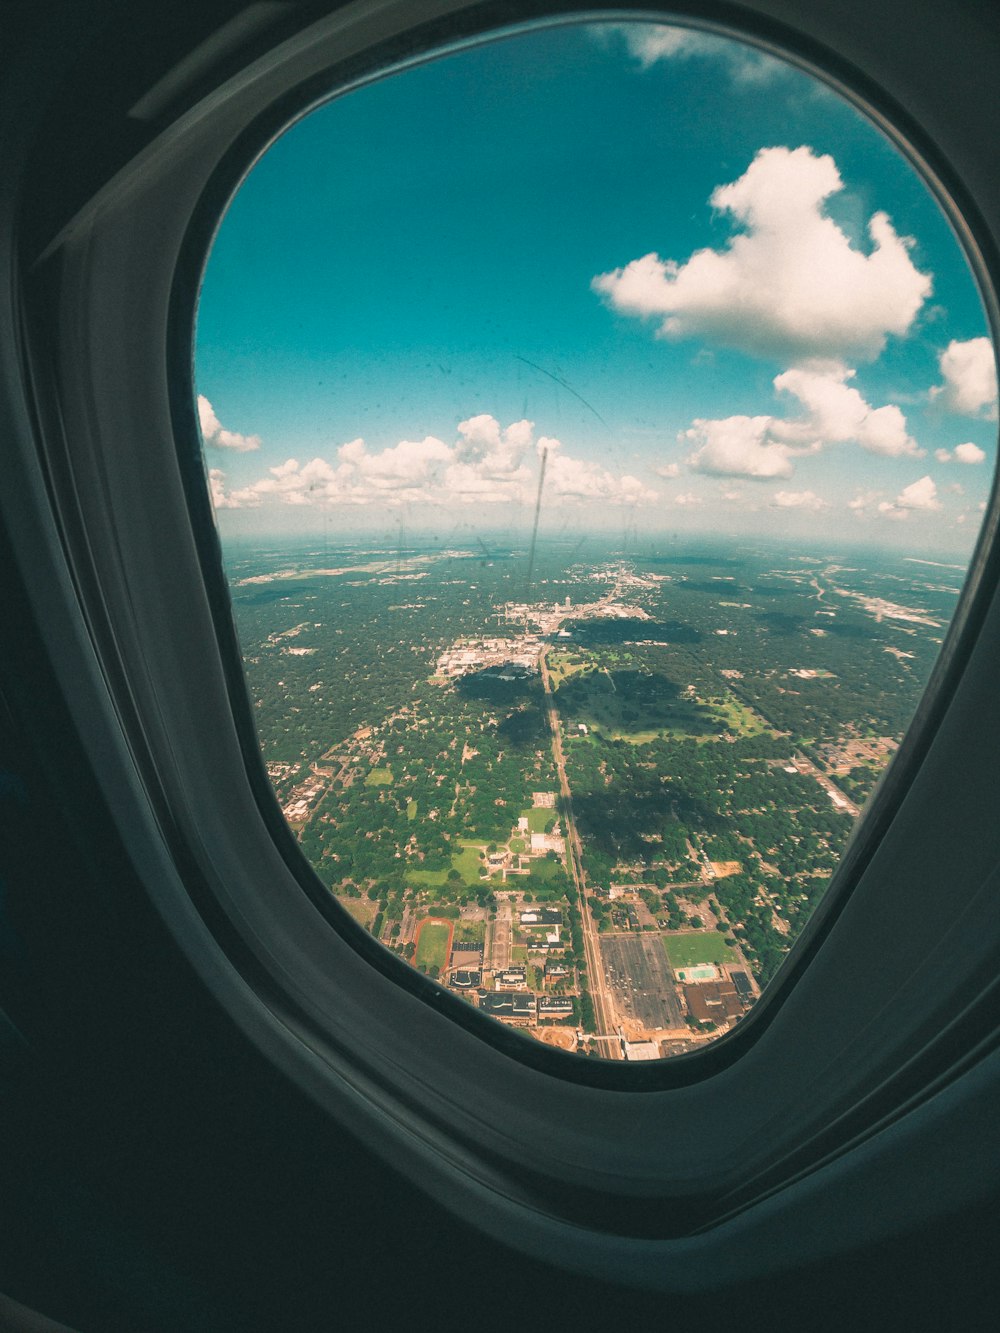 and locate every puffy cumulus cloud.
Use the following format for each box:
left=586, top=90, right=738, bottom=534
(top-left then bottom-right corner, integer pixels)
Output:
left=772, top=489, right=826, bottom=509
left=197, top=395, right=262, bottom=452
left=771, top=364, right=921, bottom=457
left=233, top=437, right=454, bottom=508
left=542, top=436, right=657, bottom=504
left=199, top=397, right=221, bottom=438
left=592, top=146, right=931, bottom=363
left=599, top=22, right=780, bottom=82
left=876, top=475, right=941, bottom=519
left=685, top=362, right=920, bottom=479
left=673, top=492, right=703, bottom=506
left=339, top=434, right=453, bottom=495
left=935, top=441, right=988, bottom=464
left=455, top=414, right=533, bottom=471
left=683, top=415, right=795, bottom=479
left=213, top=414, right=655, bottom=512
left=654, top=461, right=681, bottom=478
left=955, top=441, right=987, bottom=465
left=930, top=338, right=998, bottom=416
left=208, top=468, right=241, bottom=510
